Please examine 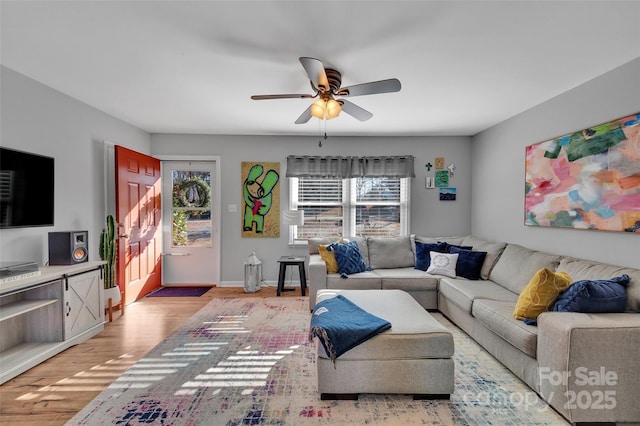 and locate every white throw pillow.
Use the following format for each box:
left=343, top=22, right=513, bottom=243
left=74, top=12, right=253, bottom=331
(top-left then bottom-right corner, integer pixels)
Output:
left=426, top=252, right=459, bottom=278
